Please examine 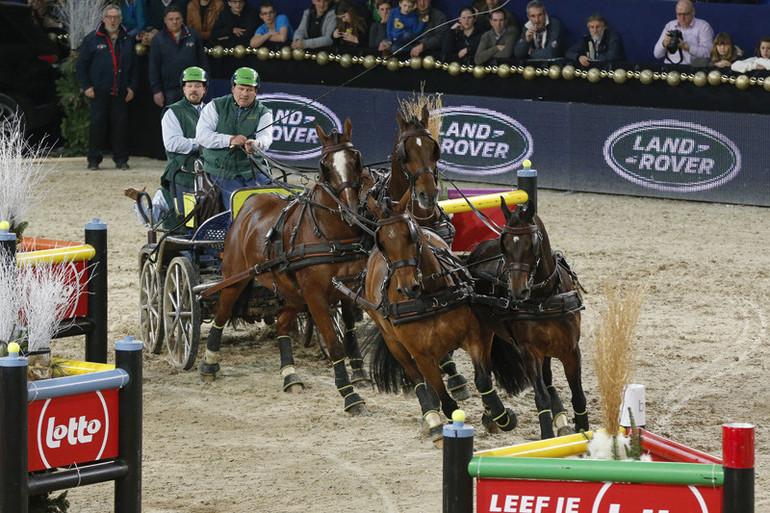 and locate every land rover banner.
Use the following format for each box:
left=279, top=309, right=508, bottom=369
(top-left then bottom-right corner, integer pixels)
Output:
left=251, top=81, right=768, bottom=207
